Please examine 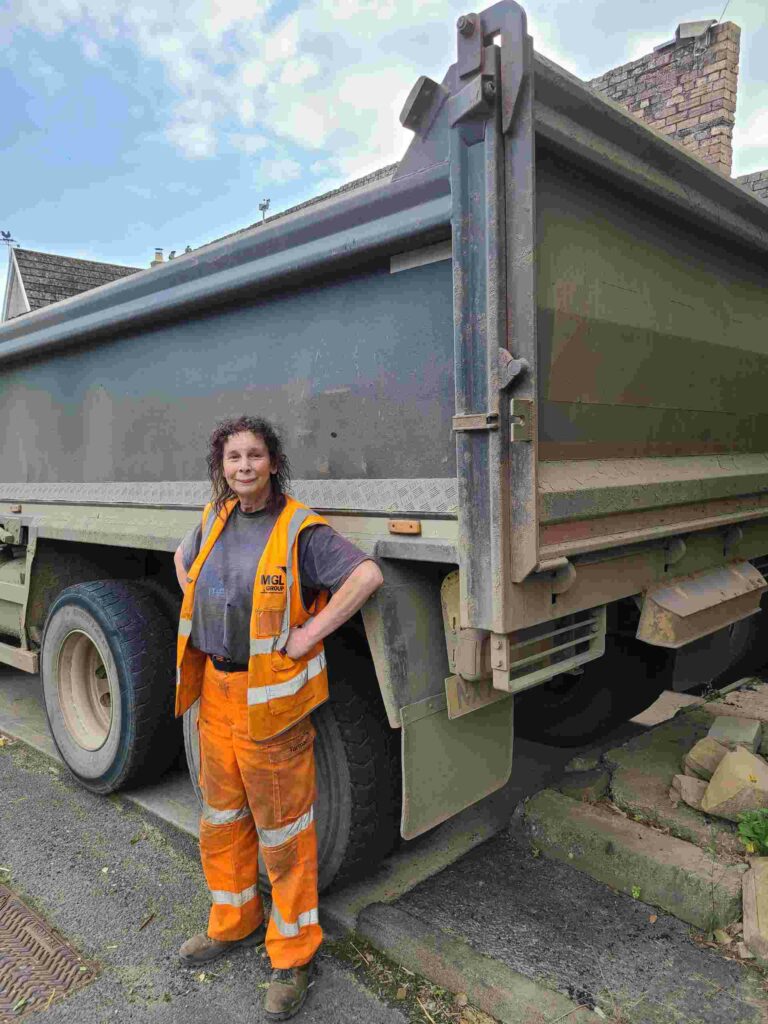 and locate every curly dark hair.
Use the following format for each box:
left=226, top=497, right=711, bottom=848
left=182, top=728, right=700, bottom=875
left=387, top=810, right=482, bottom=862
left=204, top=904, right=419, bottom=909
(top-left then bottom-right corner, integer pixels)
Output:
left=207, top=416, right=291, bottom=517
